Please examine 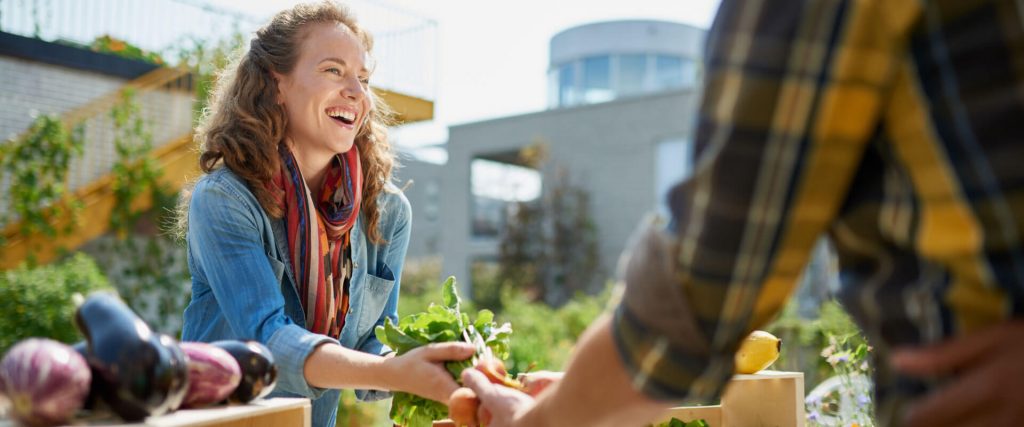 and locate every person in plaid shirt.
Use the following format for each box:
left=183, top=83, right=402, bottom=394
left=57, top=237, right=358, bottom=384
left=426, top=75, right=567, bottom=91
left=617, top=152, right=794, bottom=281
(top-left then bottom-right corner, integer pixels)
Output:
left=460, top=0, right=1024, bottom=426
